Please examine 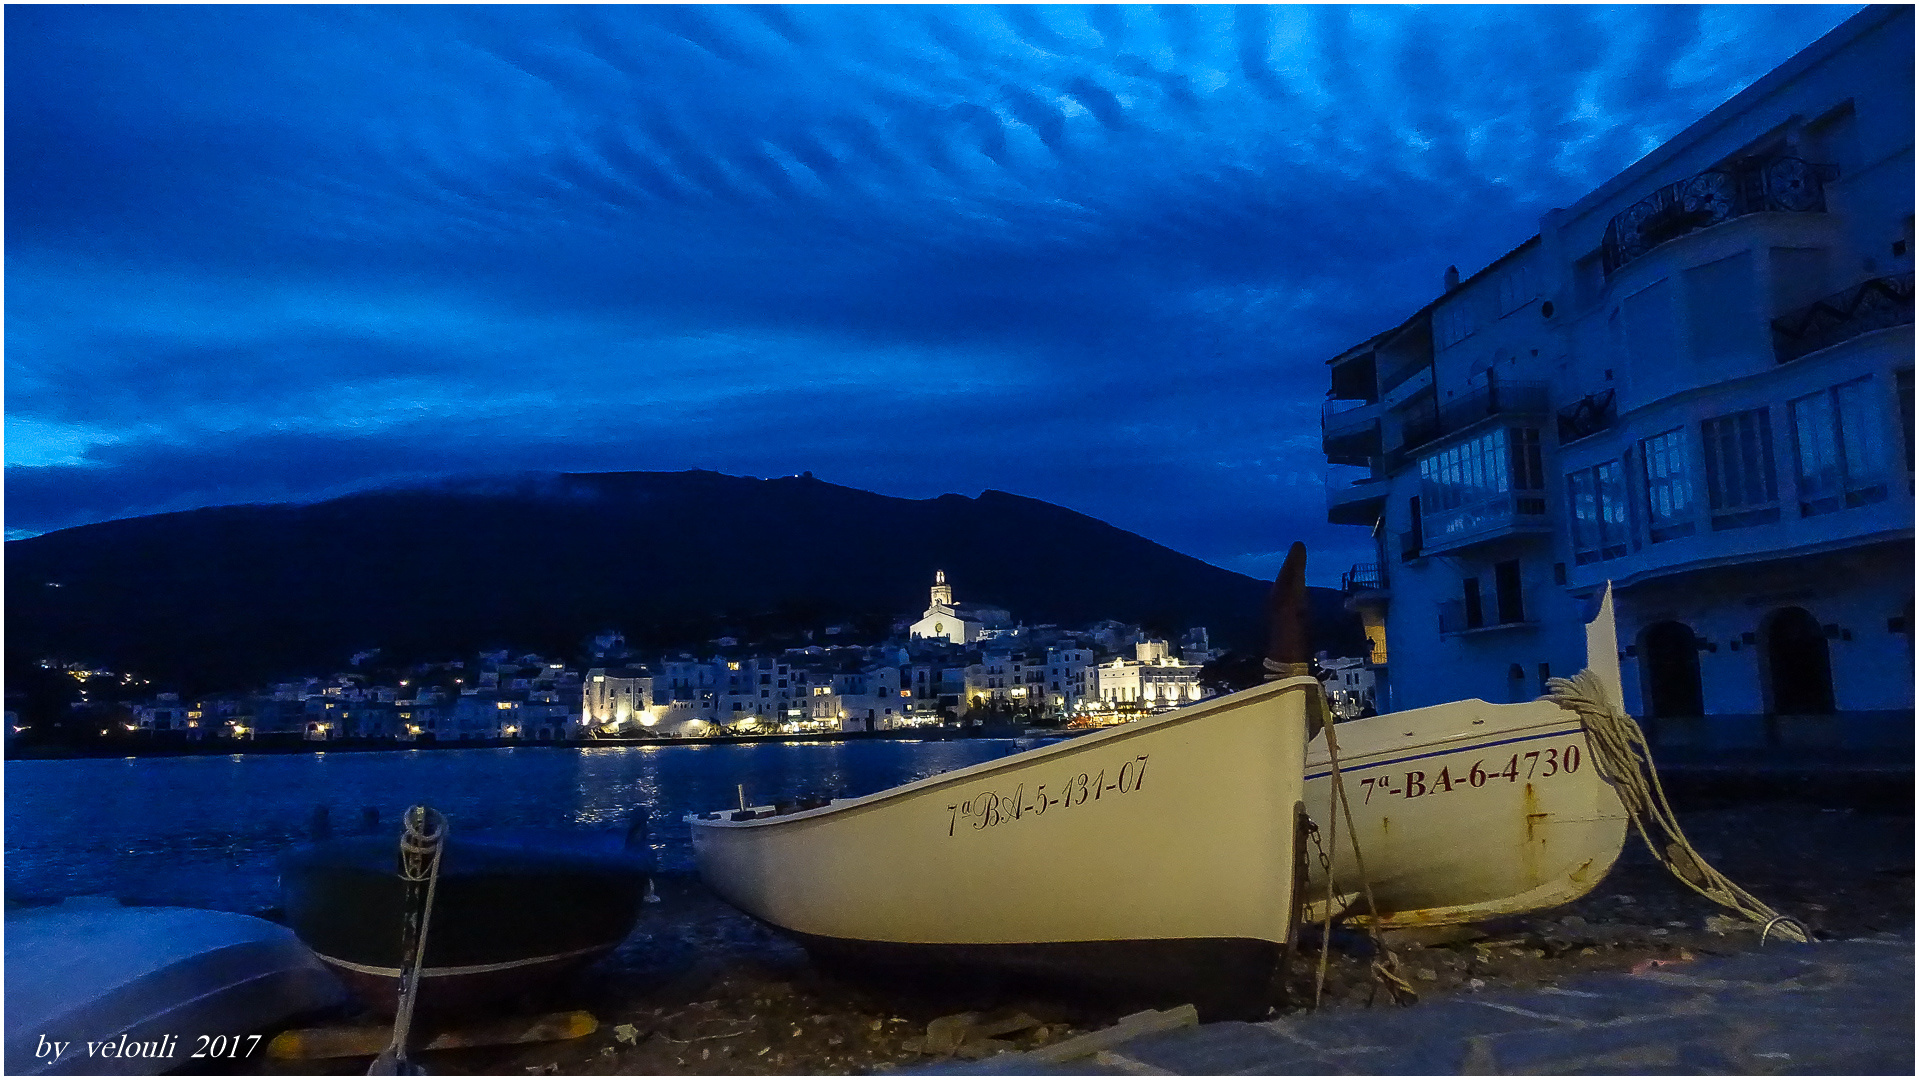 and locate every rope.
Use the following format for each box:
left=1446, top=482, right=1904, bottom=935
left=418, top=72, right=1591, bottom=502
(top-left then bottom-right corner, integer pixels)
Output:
left=373, top=805, right=447, bottom=1075
left=1320, top=716, right=1419, bottom=1007
left=1273, top=661, right=1416, bottom=1007
left=1545, top=670, right=1809, bottom=944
